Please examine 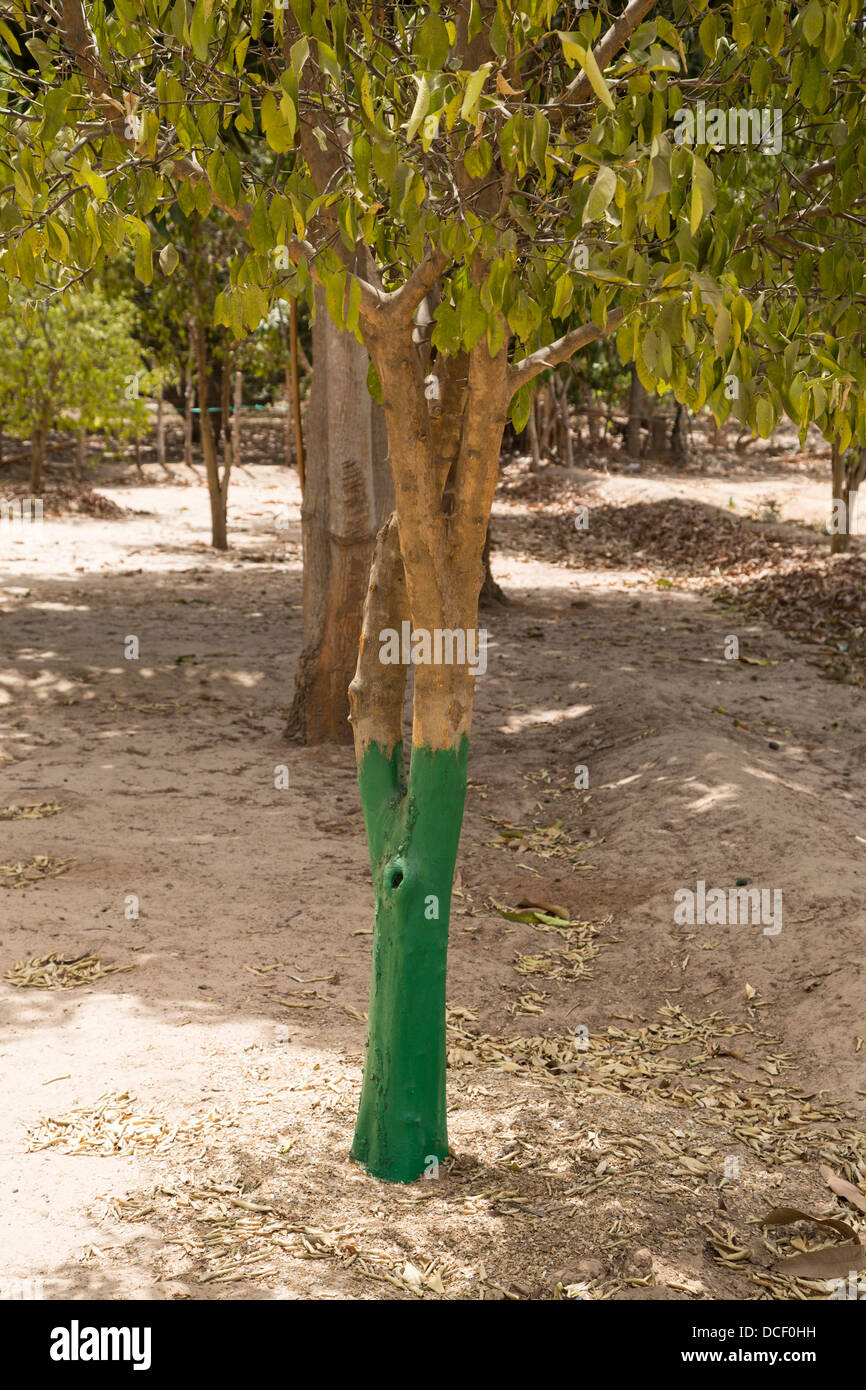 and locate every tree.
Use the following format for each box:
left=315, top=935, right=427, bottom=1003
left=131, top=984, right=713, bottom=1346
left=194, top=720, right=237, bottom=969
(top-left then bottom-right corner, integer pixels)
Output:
left=0, top=284, right=147, bottom=489
left=2, top=0, right=866, bottom=1181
